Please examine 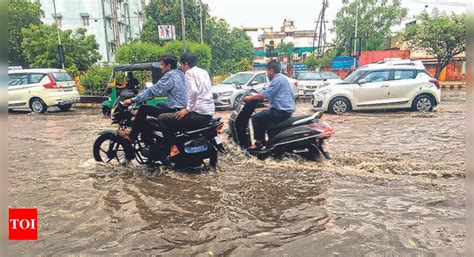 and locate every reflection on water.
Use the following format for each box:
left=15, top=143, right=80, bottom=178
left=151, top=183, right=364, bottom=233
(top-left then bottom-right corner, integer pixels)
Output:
left=8, top=100, right=465, bottom=255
